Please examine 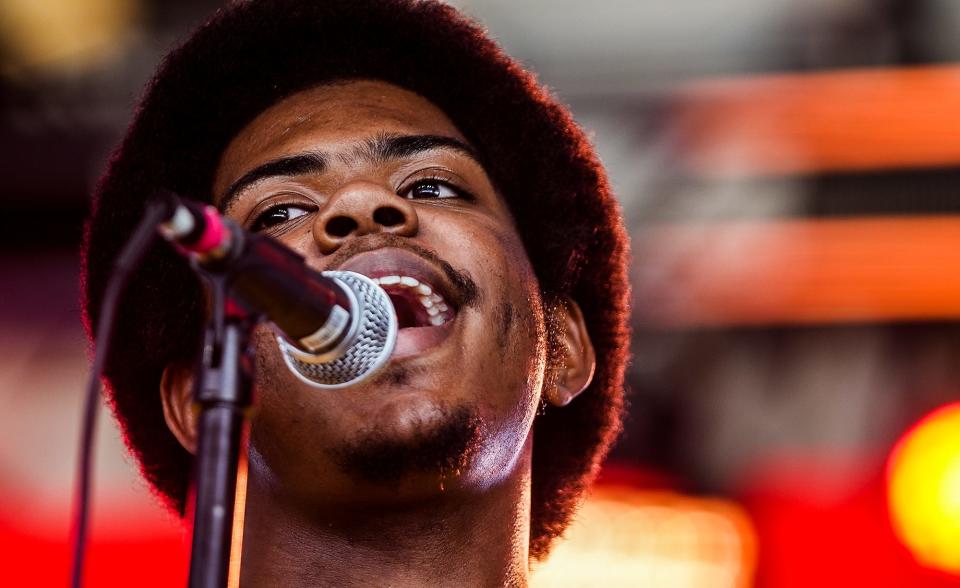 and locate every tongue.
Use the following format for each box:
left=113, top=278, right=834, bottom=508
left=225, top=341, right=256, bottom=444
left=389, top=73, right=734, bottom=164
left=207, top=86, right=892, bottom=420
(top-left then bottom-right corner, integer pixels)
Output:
left=387, top=290, right=426, bottom=329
